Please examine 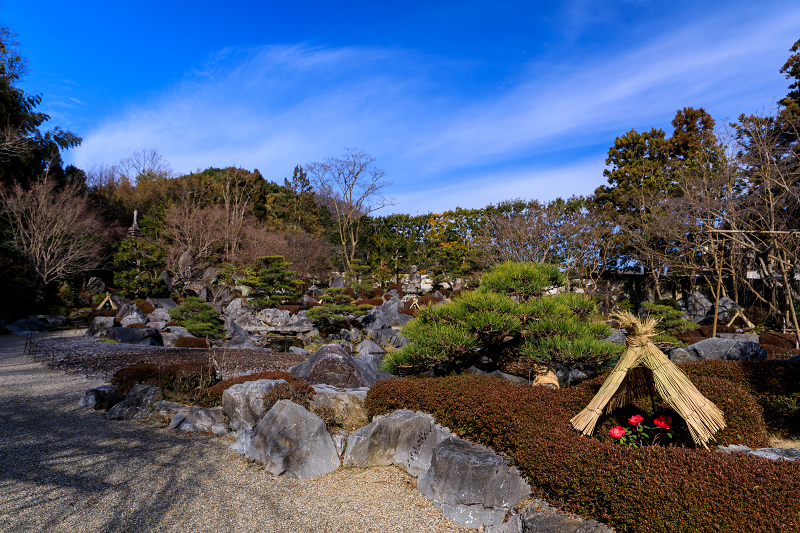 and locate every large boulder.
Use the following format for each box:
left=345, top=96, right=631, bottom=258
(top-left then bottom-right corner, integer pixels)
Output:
left=85, top=276, right=106, bottom=296
left=255, top=308, right=314, bottom=333
left=685, top=291, right=714, bottom=319
left=244, top=400, right=340, bottom=479
left=486, top=498, right=615, bottom=533
left=685, top=337, right=767, bottom=361
left=149, top=400, right=182, bottom=425
left=79, top=385, right=124, bottom=411
left=224, top=315, right=249, bottom=341
left=343, top=410, right=455, bottom=477
left=169, top=406, right=227, bottom=434
left=354, top=340, right=395, bottom=381
left=147, top=297, right=178, bottom=310
left=716, top=296, right=742, bottom=322
left=310, top=384, right=369, bottom=427
left=115, top=303, right=146, bottom=326
left=667, top=347, right=701, bottom=365
left=417, top=437, right=531, bottom=528
left=110, top=327, right=163, bottom=346
left=106, top=384, right=164, bottom=420
left=289, top=344, right=386, bottom=387
left=86, top=316, right=116, bottom=337
left=5, top=318, right=49, bottom=334
left=222, top=379, right=288, bottom=432
left=148, top=308, right=171, bottom=322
